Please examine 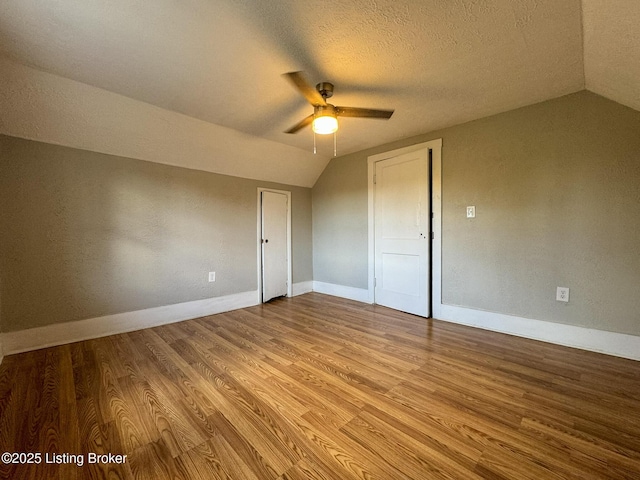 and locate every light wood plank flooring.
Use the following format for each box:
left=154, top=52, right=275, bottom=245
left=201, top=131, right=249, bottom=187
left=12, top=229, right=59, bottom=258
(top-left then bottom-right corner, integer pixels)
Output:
left=1, top=293, right=639, bottom=479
